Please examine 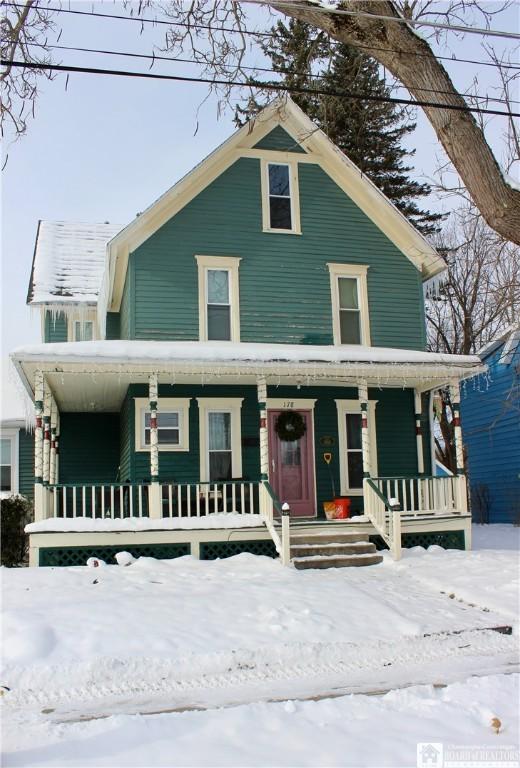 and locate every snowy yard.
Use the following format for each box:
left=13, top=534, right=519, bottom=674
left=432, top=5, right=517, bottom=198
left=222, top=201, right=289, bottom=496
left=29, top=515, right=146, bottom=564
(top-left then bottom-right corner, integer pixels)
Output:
left=2, top=525, right=519, bottom=767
